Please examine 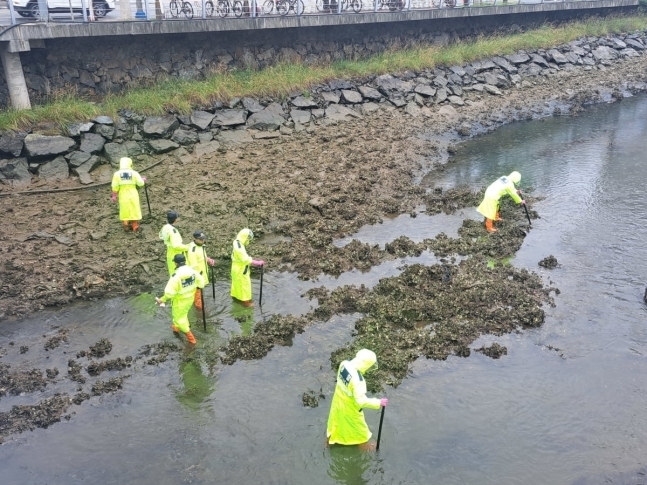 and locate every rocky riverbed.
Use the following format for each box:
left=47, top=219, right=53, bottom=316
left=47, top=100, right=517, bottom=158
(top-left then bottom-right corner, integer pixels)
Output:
left=0, top=31, right=647, bottom=441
